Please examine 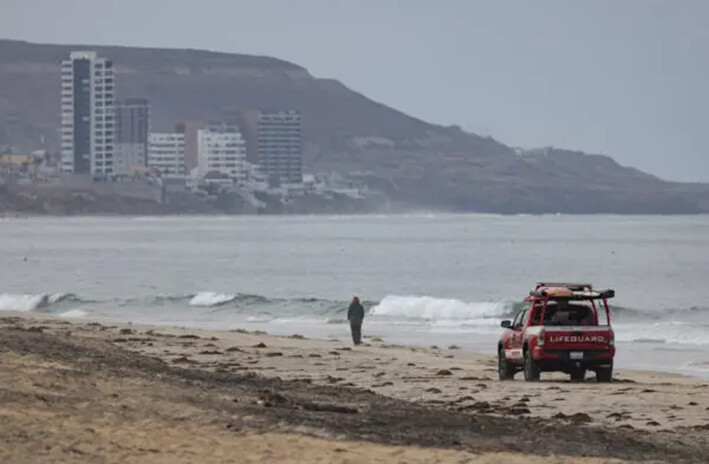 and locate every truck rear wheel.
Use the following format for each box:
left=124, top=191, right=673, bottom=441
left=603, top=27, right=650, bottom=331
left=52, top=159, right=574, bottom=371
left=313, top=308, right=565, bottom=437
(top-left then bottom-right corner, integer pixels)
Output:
left=523, top=350, right=540, bottom=381
left=596, top=362, right=613, bottom=382
left=498, top=347, right=515, bottom=380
